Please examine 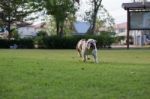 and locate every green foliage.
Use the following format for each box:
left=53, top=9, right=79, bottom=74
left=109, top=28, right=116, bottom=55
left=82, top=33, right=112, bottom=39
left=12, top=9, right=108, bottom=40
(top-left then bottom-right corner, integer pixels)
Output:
left=44, top=36, right=78, bottom=49
left=0, top=20, right=4, bottom=27
left=115, top=36, right=126, bottom=43
left=99, top=31, right=115, bottom=48
left=11, top=28, right=20, bottom=40
left=0, top=0, right=42, bottom=38
left=34, top=31, right=48, bottom=48
left=37, top=31, right=48, bottom=37
left=0, top=40, right=10, bottom=48
left=17, top=39, right=34, bottom=48
left=0, top=39, right=34, bottom=49
left=84, top=0, right=115, bottom=34
left=43, top=34, right=114, bottom=49
left=43, top=0, right=77, bottom=37
left=0, top=0, right=41, bottom=22
left=0, top=31, right=114, bottom=49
